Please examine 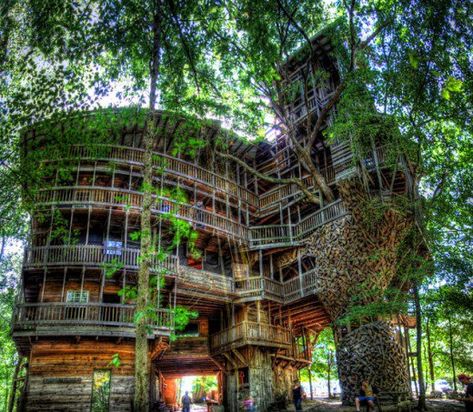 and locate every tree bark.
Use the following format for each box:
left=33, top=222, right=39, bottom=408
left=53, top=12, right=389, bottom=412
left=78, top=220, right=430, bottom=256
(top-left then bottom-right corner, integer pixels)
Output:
left=426, top=320, right=435, bottom=393
left=414, top=285, right=426, bottom=410
left=134, top=2, right=161, bottom=411
left=407, top=326, right=418, bottom=397
left=7, top=359, right=22, bottom=412
left=327, top=350, right=332, bottom=398
left=447, top=316, right=457, bottom=392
